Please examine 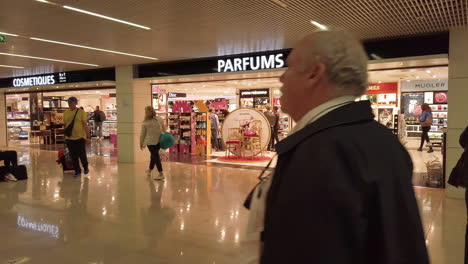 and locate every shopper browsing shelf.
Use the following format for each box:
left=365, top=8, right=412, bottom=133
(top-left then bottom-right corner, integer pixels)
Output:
left=209, top=108, right=220, bottom=151
left=64, top=97, right=90, bottom=177
left=140, top=106, right=166, bottom=180
left=418, top=103, right=434, bottom=153
left=263, top=105, right=277, bottom=151
left=92, top=106, right=106, bottom=141
left=246, top=30, right=428, bottom=263
left=272, top=106, right=280, bottom=147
